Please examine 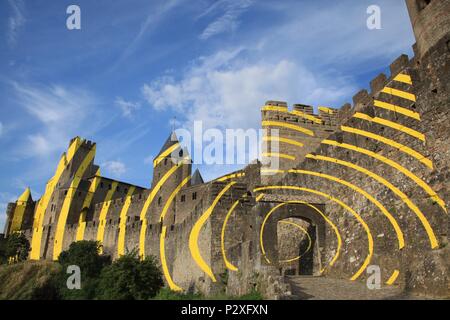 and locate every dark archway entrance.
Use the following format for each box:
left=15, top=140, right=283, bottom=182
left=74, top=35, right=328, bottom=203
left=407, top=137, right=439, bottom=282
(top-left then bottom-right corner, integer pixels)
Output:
left=259, top=202, right=326, bottom=276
